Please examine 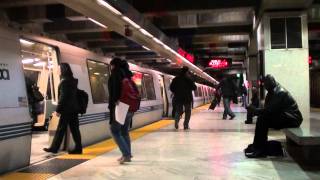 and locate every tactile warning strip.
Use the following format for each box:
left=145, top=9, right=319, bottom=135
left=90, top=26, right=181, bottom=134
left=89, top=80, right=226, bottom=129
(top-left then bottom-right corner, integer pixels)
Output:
left=20, top=159, right=86, bottom=174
